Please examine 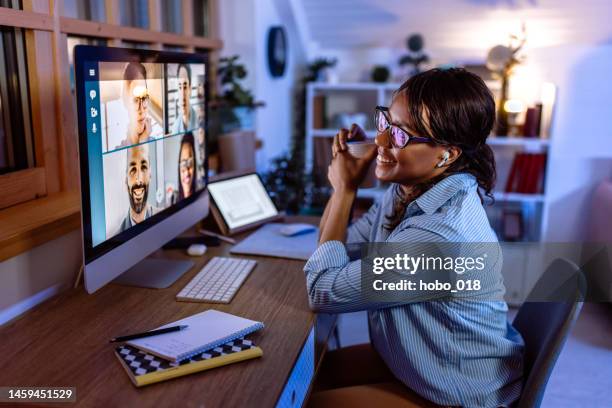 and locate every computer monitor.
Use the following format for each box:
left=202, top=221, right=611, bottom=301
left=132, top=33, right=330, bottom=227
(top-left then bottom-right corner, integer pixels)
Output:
left=75, top=45, right=209, bottom=293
